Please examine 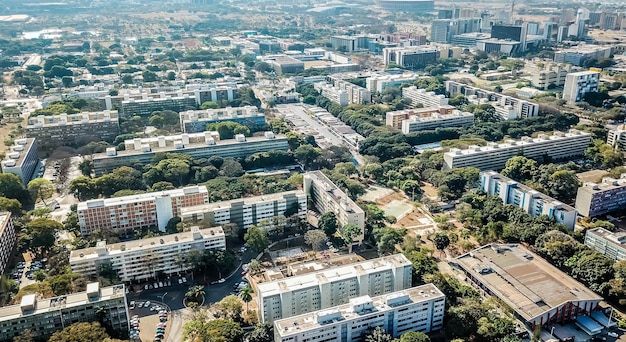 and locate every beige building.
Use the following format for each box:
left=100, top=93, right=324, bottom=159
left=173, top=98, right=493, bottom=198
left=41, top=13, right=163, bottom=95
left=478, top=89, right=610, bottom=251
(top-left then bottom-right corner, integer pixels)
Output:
left=0, top=212, right=16, bottom=277
left=258, top=254, right=413, bottom=323
left=304, top=171, right=365, bottom=246
left=70, top=227, right=226, bottom=282
left=274, top=284, right=445, bottom=342
left=0, top=283, right=129, bottom=342
left=77, top=186, right=209, bottom=235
